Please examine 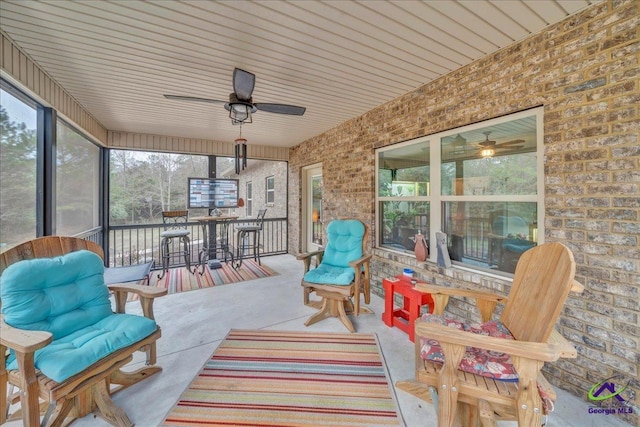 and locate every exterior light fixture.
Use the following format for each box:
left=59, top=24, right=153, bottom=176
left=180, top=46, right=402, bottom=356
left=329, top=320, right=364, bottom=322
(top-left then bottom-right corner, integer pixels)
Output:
left=225, top=94, right=257, bottom=125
